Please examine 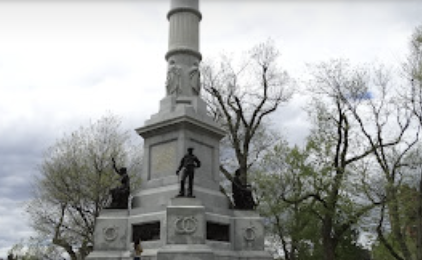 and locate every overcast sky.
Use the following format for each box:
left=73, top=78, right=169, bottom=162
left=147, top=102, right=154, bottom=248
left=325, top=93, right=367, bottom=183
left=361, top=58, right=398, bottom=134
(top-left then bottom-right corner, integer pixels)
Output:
left=0, top=0, right=421, bottom=257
